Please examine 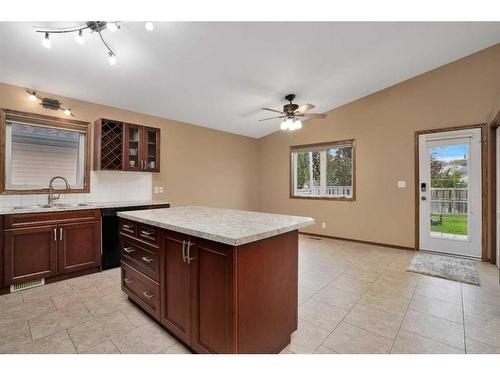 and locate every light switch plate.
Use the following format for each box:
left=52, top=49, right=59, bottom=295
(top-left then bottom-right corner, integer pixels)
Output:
left=154, top=186, right=159, bottom=194
left=159, top=187, right=164, bottom=193
left=398, top=181, right=406, bottom=188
